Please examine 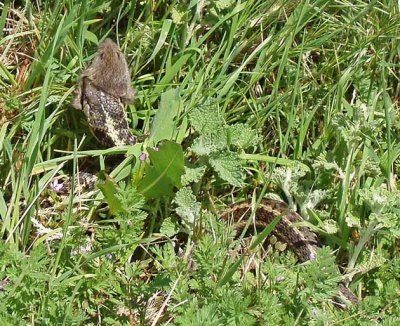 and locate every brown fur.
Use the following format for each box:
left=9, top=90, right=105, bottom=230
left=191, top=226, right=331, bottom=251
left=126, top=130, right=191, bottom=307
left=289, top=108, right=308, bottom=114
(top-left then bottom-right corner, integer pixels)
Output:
left=72, top=38, right=135, bottom=109
left=71, top=39, right=137, bottom=146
